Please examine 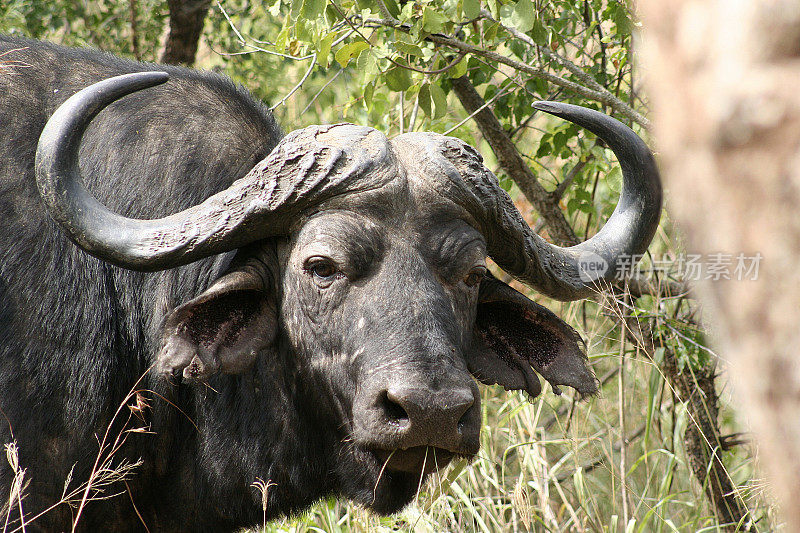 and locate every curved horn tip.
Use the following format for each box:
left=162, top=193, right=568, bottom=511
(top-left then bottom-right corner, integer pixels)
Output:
left=110, top=71, right=170, bottom=90
left=77, top=72, right=170, bottom=102
left=142, top=71, right=169, bottom=84
left=532, top=100, right=571, bottom=116
left=531, top=100, right=559, bottom=113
